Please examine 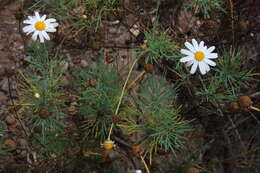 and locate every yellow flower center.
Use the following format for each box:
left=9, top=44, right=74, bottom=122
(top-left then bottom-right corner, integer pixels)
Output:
left=194, top=51, right=205, bottom=61
left=34, top=21, right=46, bottom=31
